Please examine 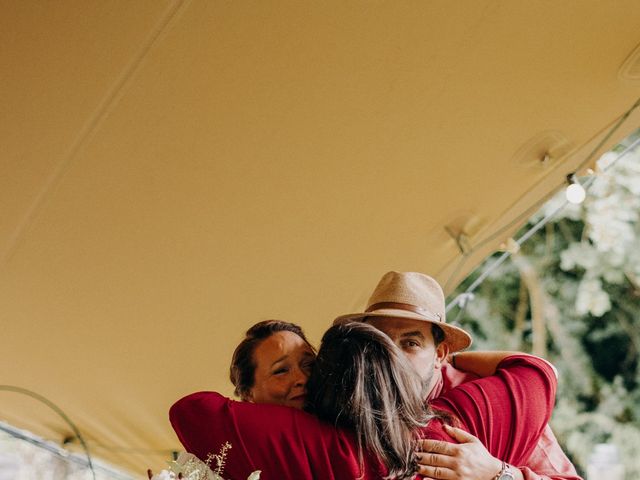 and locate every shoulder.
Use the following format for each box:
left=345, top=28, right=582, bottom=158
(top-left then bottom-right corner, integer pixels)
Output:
left=436, top=354, right=557, bottom=407
left=170, top=391, right=226, bottom=418
left=170, top=391, right=325, bottom=431
left=495, top=353, right=556, bottom=372
left=420, top=417, right=459, bottom=444
left=169, top=391, right=353, bottom=447
left=440, top=363, right=479, bottom=389
left=494, top=354, right=558, bottom=389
